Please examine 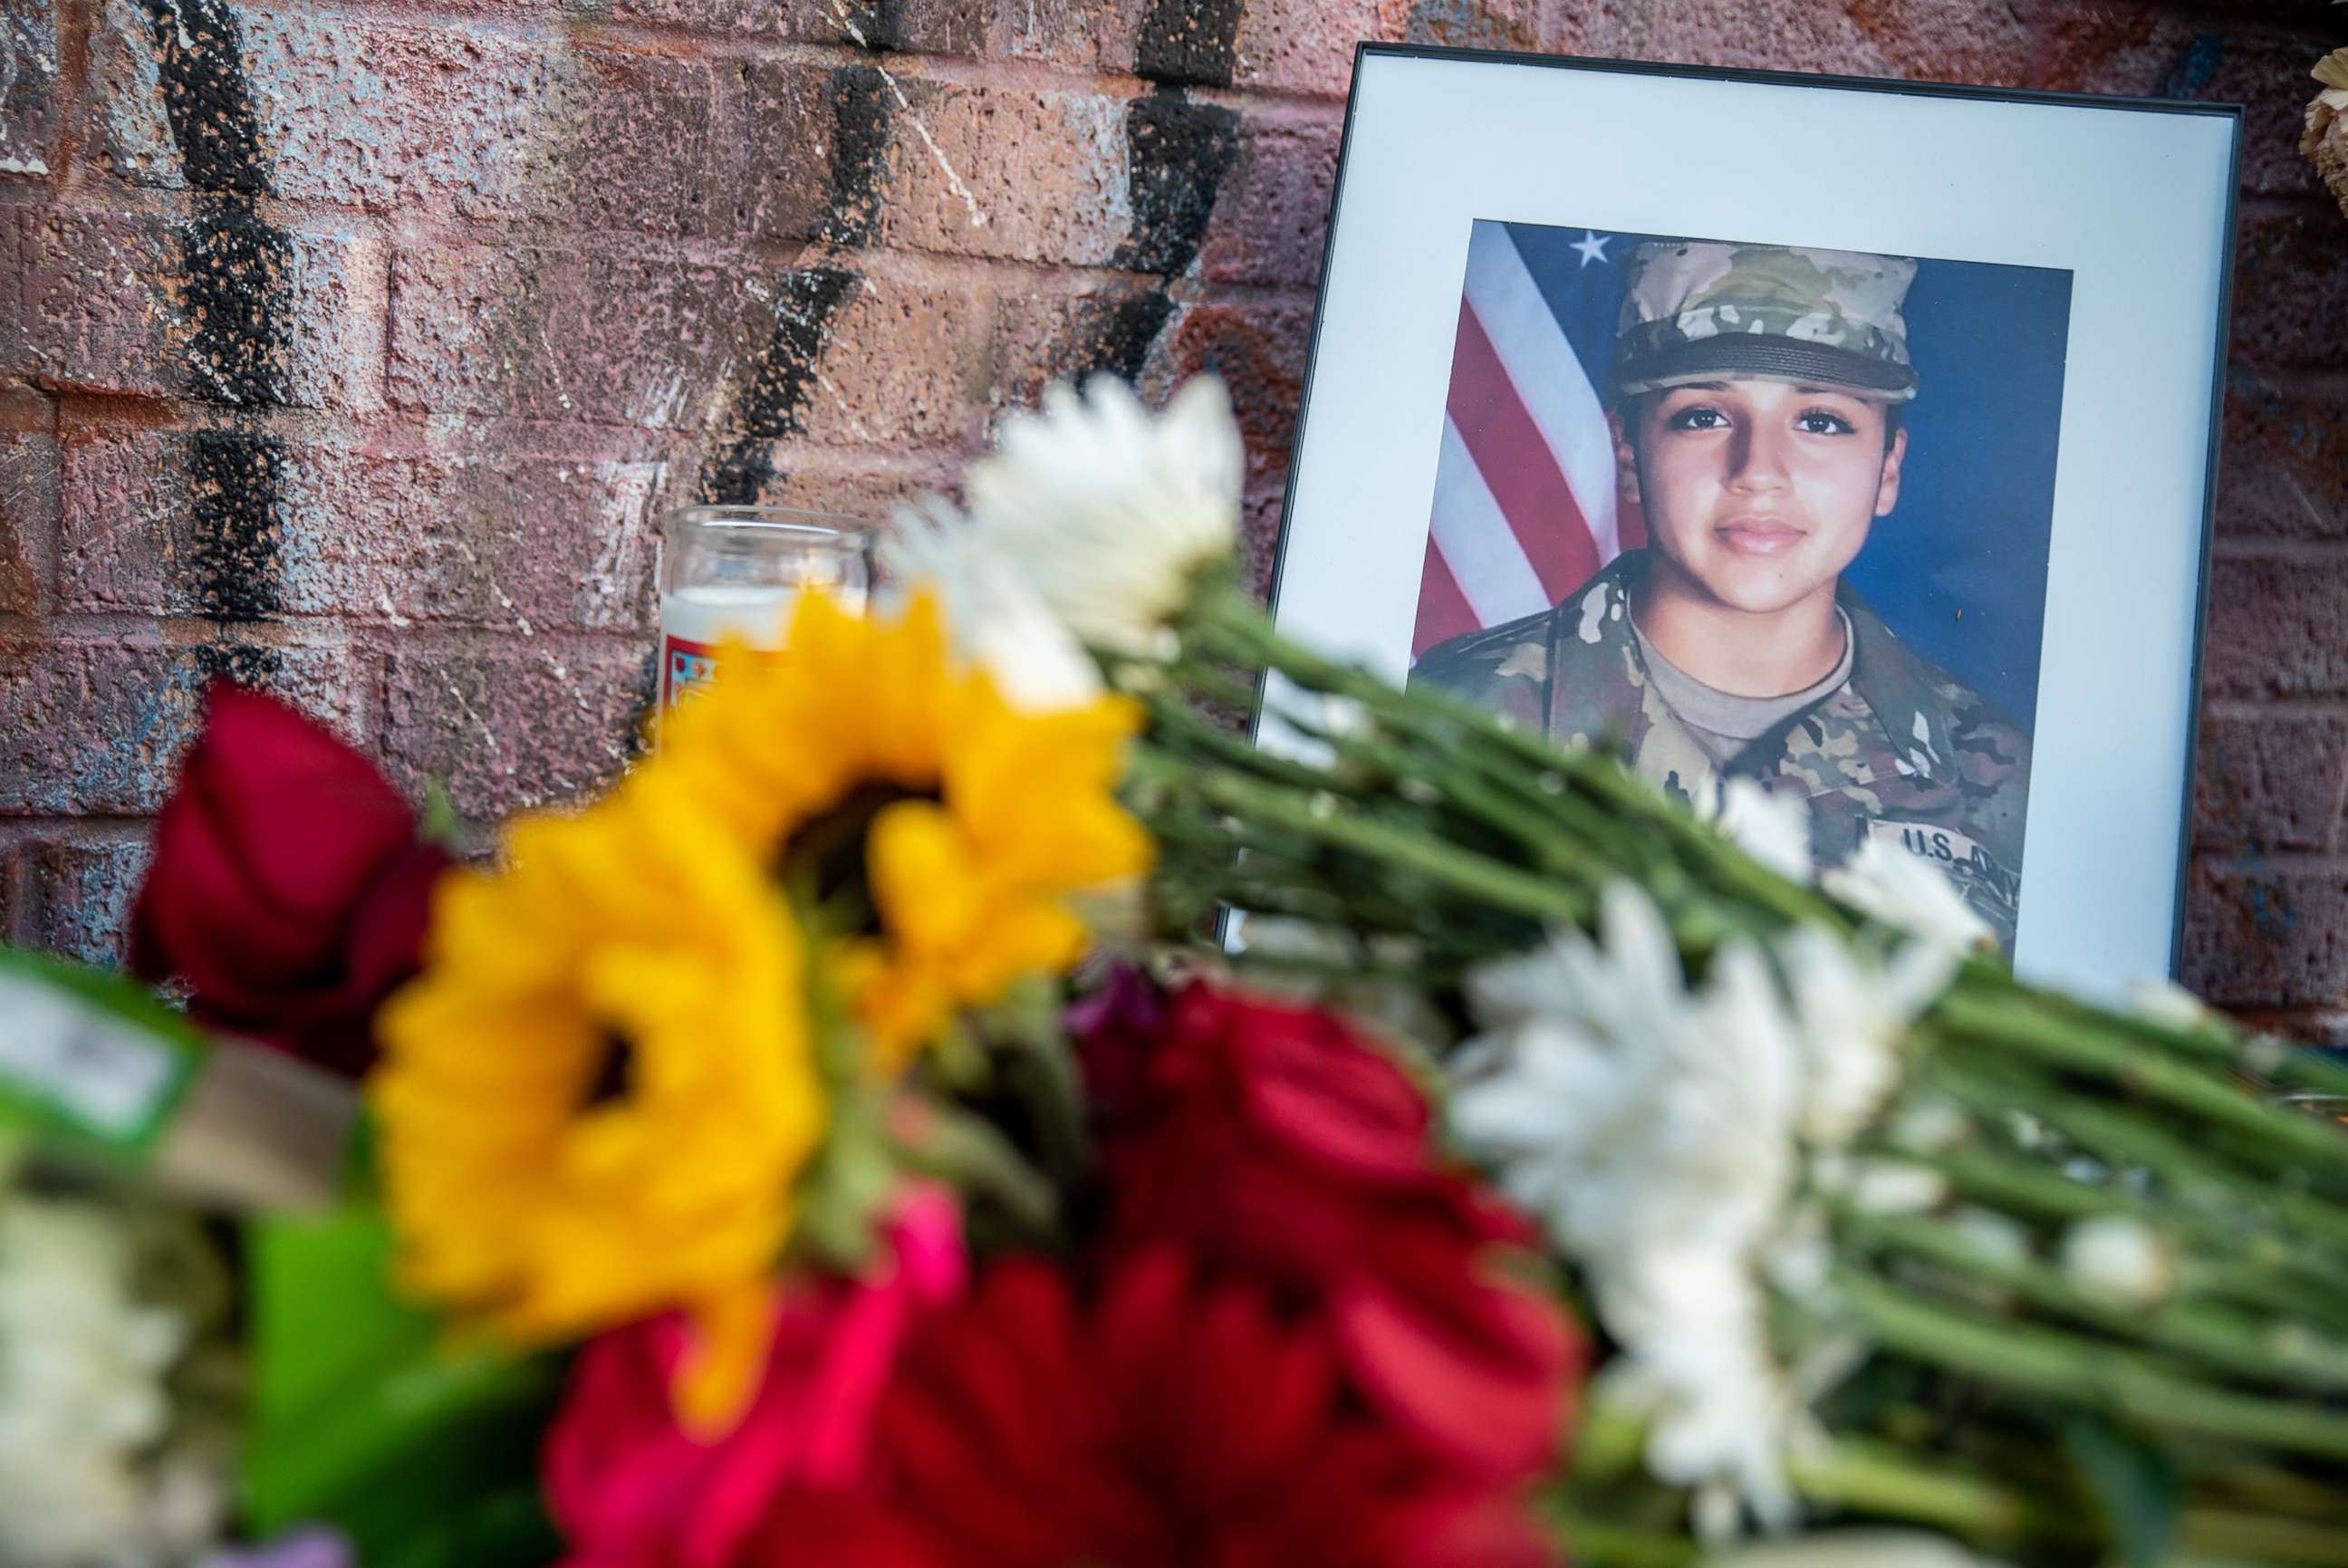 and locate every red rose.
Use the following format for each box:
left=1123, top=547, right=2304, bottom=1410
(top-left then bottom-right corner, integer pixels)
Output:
left=128, top=683, right=450, bottom=1077
left=1078, top=978, right=1583, bottom=1485
left=857, top=1248, right=1554, bottom=1568
left=544, top=1190, right=966, bottom=1568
